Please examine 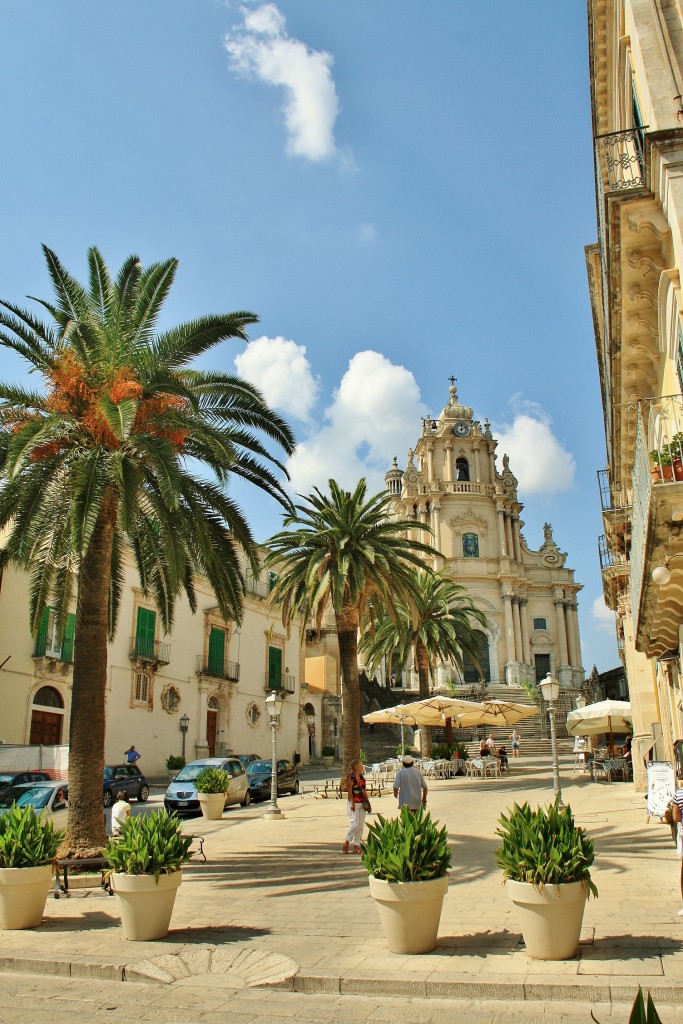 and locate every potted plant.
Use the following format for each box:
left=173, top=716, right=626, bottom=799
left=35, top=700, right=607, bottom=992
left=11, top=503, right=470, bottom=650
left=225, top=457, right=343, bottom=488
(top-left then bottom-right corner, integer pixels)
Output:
left=0, top=804, right=64, bottom=929
left=495, top=800, right=598, bottom=960
left=651, top=446, right=674, bottom=481
left=194, top=766, right=230, bottom=820
left=361, top=805, right=451, bottom=954
left=165, top=754, right=185, bottom=783
left=102, top=809, right=193, bottom=940
left=321, top=745, right=335, bottom=768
